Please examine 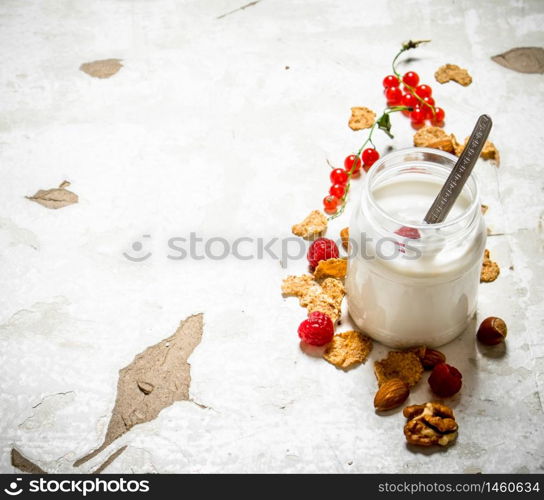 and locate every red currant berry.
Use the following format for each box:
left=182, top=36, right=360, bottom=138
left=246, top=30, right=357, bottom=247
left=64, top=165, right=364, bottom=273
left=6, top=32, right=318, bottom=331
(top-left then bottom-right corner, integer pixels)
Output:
left=421, top=96, right=436, bottom=118
left=307, top=238, right=339, bottom=268
left=410, top=106, right=425, bottom=125
left=362, top=148, right=380, bottom=169
left=382, top=74, right=400, bottom=88
left=344, top=154, right=362, bottom=175
left=384, top=86, right=403, bottom=105
left=330, top=168, right=348, bottom=185
left=323, top=195, right=338, bottom=214
left=402, top=71, right=420, bottom=87
left=329, top=184, right=345, bottom=199
left=415, top=84, right=432, bottom=98
left=401, top=92, right=417, bottom=108
left=431, top=107, right=445, bottom=124
left=298, top=311, right=334, bottom=346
